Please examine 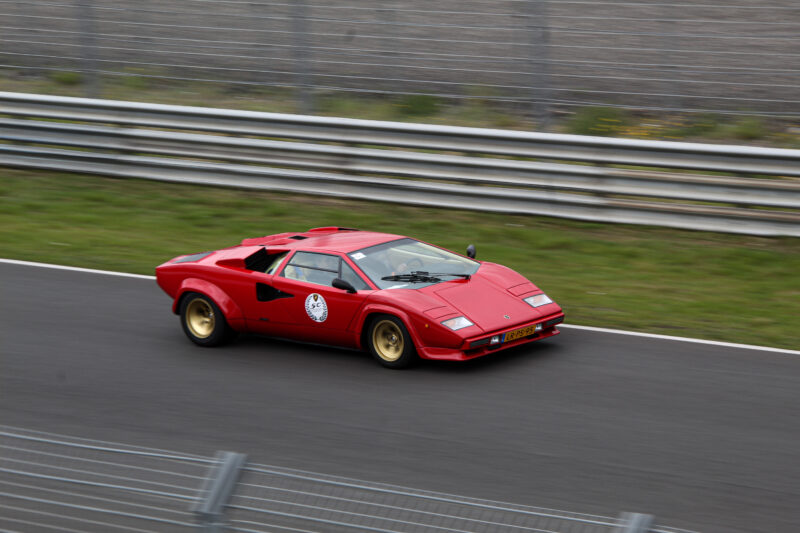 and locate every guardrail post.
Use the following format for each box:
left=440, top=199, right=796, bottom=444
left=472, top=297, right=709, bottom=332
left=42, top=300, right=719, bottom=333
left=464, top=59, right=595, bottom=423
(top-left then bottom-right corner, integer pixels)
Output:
left=192, top=451, right=247, bottom=532
left=292, top=0, right=314, bottom=115
left=615, top=512, right=655, bottom=533
left=76, top=0, right=101, bottom=99
left=526, top=0, right=552, bottom=130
